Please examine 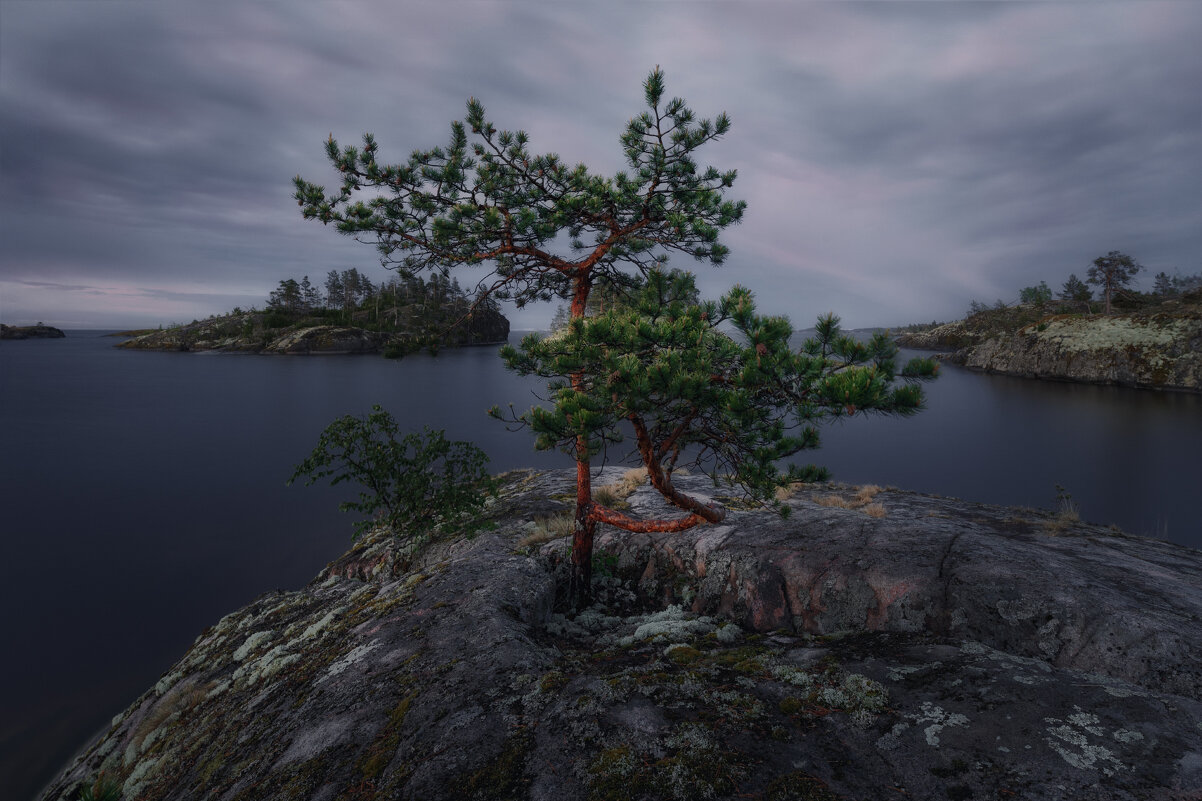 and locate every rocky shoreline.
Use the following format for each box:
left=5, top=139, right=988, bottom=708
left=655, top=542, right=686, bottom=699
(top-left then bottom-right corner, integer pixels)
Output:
left=41, top=469, right=1202, bottom=800
left=896, top=296, right=1202, bottom=392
